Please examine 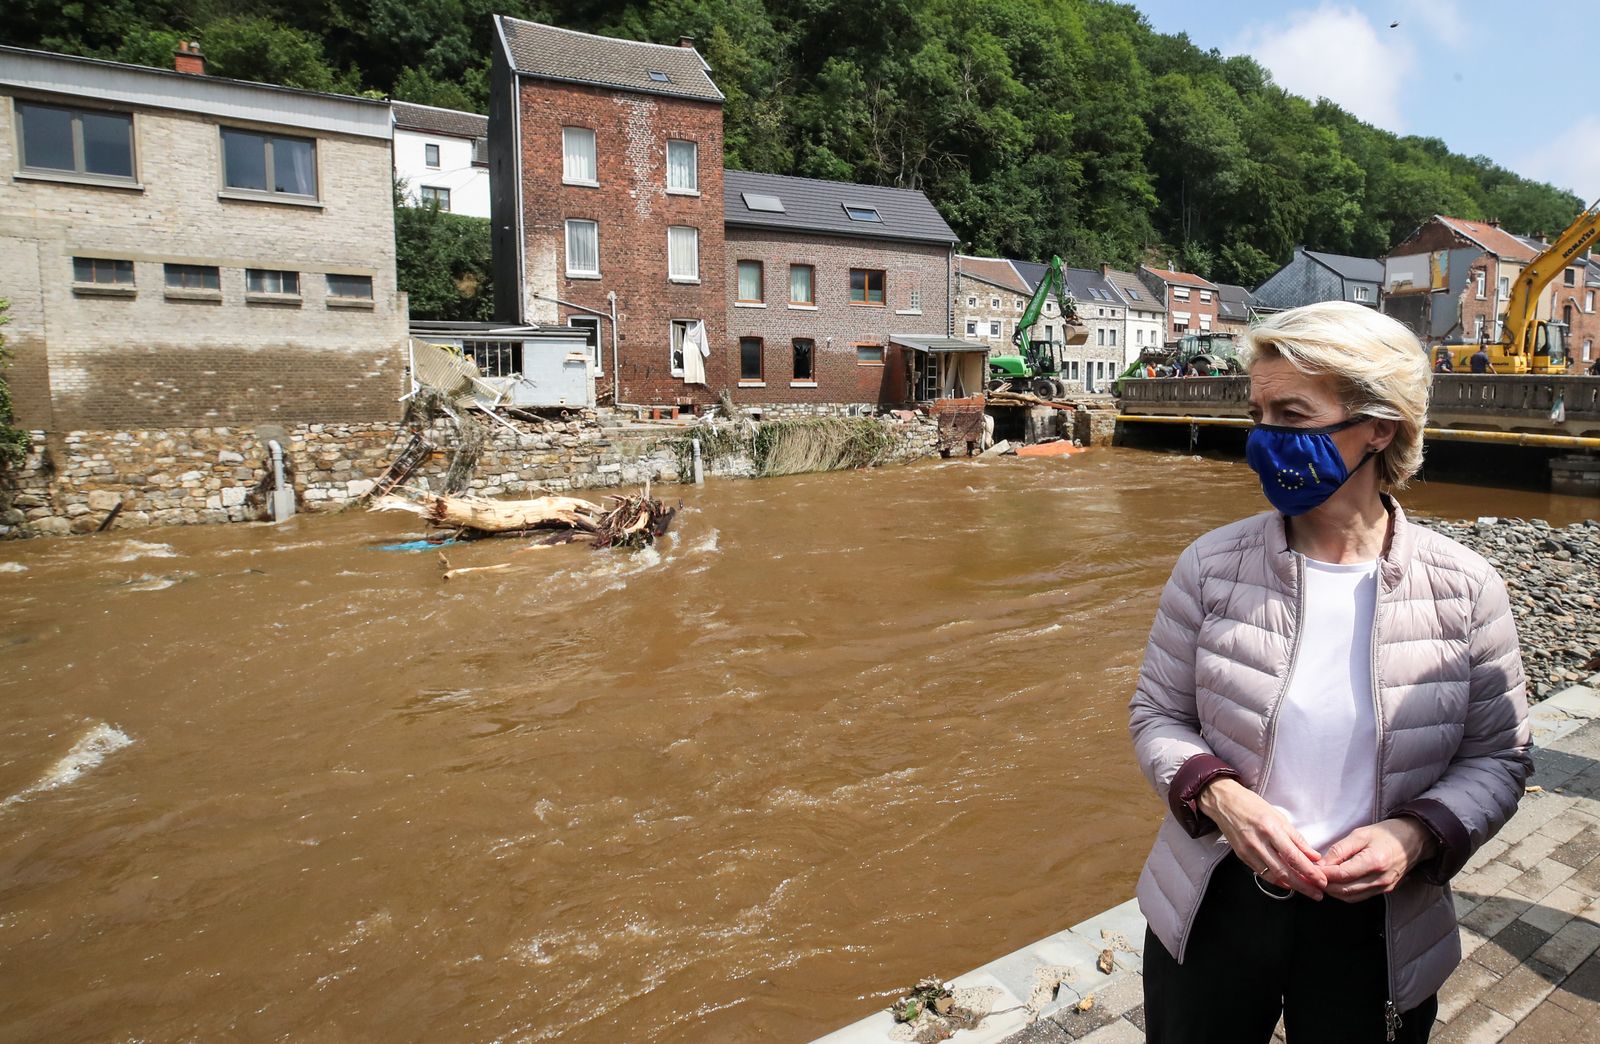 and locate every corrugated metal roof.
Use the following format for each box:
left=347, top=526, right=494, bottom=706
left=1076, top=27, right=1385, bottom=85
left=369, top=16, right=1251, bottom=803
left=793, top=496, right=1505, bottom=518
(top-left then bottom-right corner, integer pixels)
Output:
left=496, top=17, right=723, bottom=103
left=392, top=100, right=487, bottom=140
left=1102, top=267, right=1166, bottom=313
left=1435, top=215, right=1537, bottom=262
left=957, top=255, right=1030, bottom=295
left=723, top=170, right=957, bottom=245
left=0, top=45, right=391, bottom=139
left=891, top=335, right=988, bottom=353
left=1302, top=249, right=1383, bottom=284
